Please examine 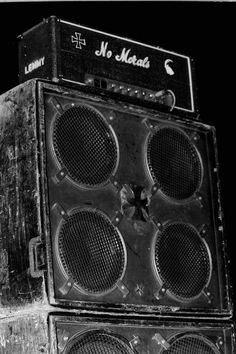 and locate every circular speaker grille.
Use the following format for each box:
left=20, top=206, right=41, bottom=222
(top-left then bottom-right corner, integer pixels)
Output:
left=154, top=222, right=211, bottom=300
left=163, top=334, right=220, bottom=354
left=65, top=330, right=135, bottom=354
left=58, top=208, right=126, bottom=294
left=147, top=127, right=202, bottom=200
left=53, top=105, right=118, bottom=187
